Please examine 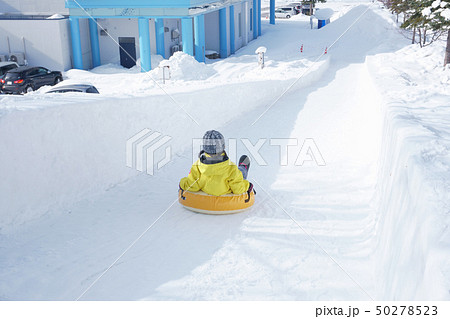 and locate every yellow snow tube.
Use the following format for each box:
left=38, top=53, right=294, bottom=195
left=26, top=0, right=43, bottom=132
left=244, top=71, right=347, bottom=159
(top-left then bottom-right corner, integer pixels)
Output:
left=178, top=189, right=255, bottom=215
